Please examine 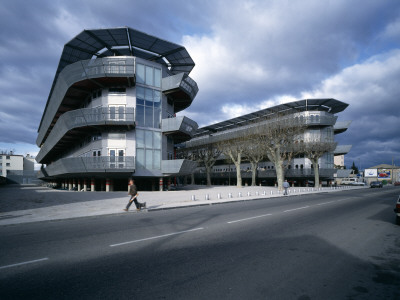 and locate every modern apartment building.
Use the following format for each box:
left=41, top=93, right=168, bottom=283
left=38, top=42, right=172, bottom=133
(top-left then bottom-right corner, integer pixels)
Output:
left=36, top=27, right=199, bottom=191
left=182, top=99, right=352, bottom=186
